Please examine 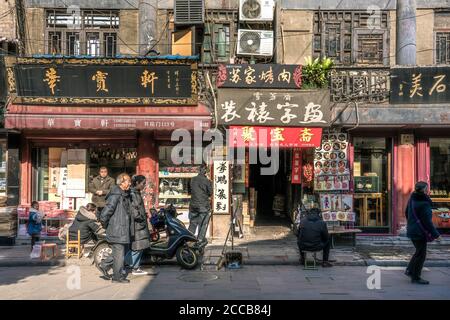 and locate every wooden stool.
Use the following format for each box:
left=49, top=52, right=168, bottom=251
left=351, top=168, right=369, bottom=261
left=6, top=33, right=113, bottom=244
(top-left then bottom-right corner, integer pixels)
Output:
left=66, top=230, right=82, bottom=259
left=40, top=243, right=58, bottom=261
left=303, top=251, right=320, bottom=270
